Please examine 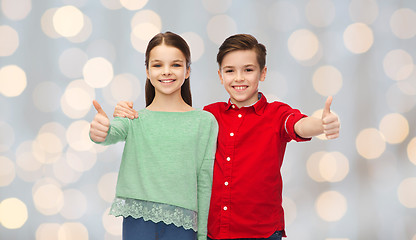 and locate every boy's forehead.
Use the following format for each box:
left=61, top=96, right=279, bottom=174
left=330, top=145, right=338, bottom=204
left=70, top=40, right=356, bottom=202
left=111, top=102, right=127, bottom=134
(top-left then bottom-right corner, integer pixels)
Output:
left=221, top=49, right=259, bottom=68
